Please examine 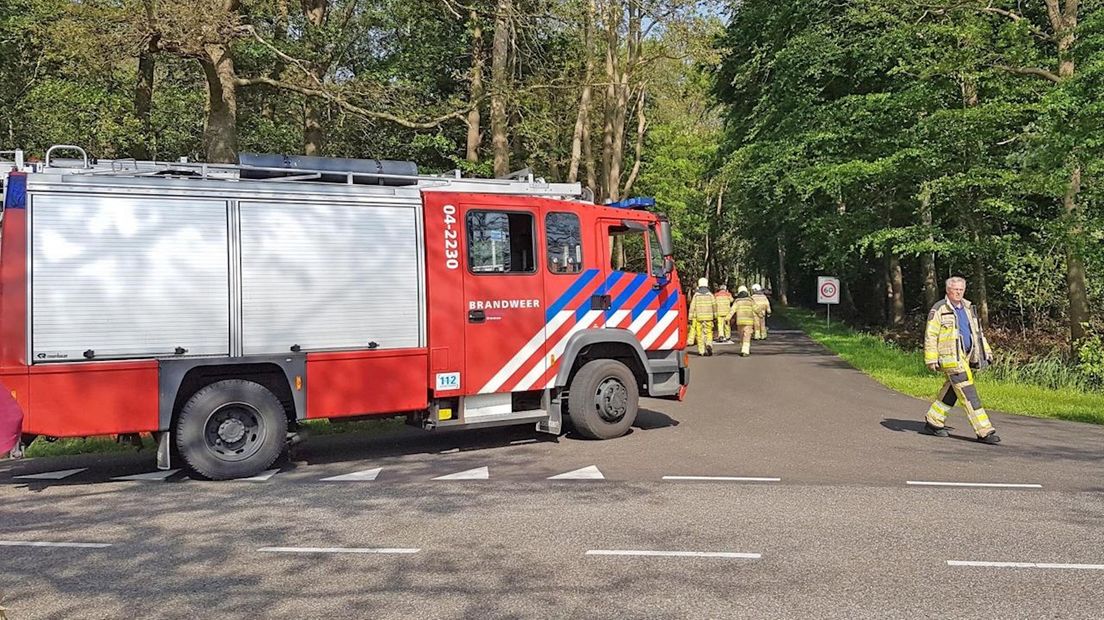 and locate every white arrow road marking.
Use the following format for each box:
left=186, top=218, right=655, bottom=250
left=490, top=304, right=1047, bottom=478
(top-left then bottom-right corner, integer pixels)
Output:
left=320, top=467, right=383, bottom=482
left=586, top=549, right=760, bottom=560
left=14, top=468, right=87, bottom=480
left=0, top=540, right=111, bottom=549
left=235, top=469, right=280, bottom=482
left=258, top=547, right=420, bottom=555
left=111, top=469, right=179, bottom=482
left=948, top=560, right=1104, bottom=571
left=548, top=465, right=605, bottom=480
left=432, top=466, right=489, bottom=480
